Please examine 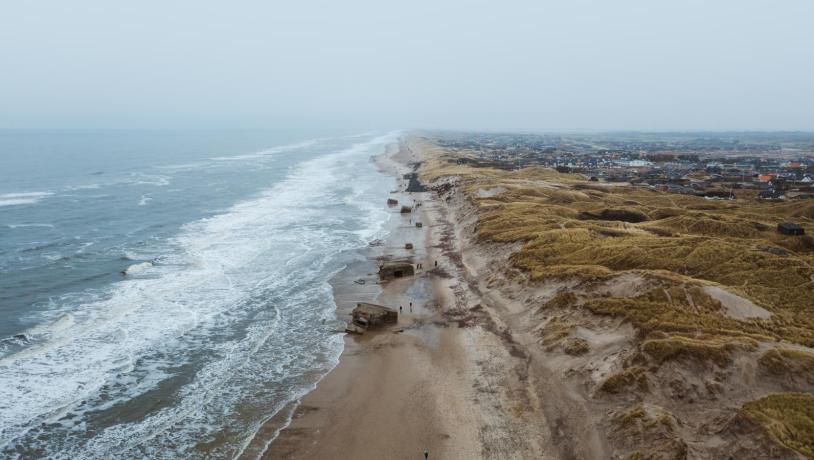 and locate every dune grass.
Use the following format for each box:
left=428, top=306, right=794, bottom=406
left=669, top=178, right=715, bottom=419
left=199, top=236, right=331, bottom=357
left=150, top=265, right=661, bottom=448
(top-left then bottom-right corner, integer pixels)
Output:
left=743, top=393, right=814, bottom=458
left=640, top=335, right=758, bottom=367
left=609, top=404, right=687, bottom=460
left=416, top=136, right=814, bottom=457
left=759, top=348, right=814, bottom=379
left=599, top=367, right=651, bottom=394
left=418, top=137, right=814, bottom=347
